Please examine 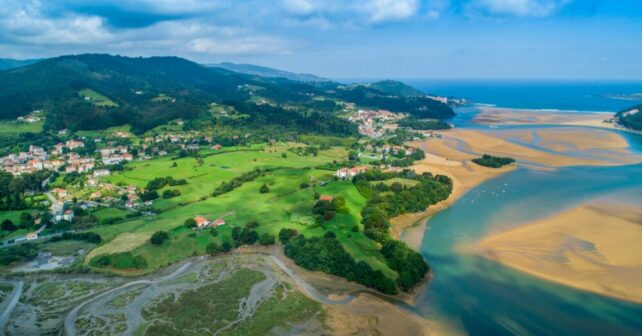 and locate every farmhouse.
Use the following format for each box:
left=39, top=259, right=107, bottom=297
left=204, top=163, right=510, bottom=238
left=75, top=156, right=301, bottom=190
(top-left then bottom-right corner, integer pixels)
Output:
left=319, top=195, right=334, bottom=202
left=194, top=215, right=210, bottom=228
left=335, top=166, right=368, bottom=180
